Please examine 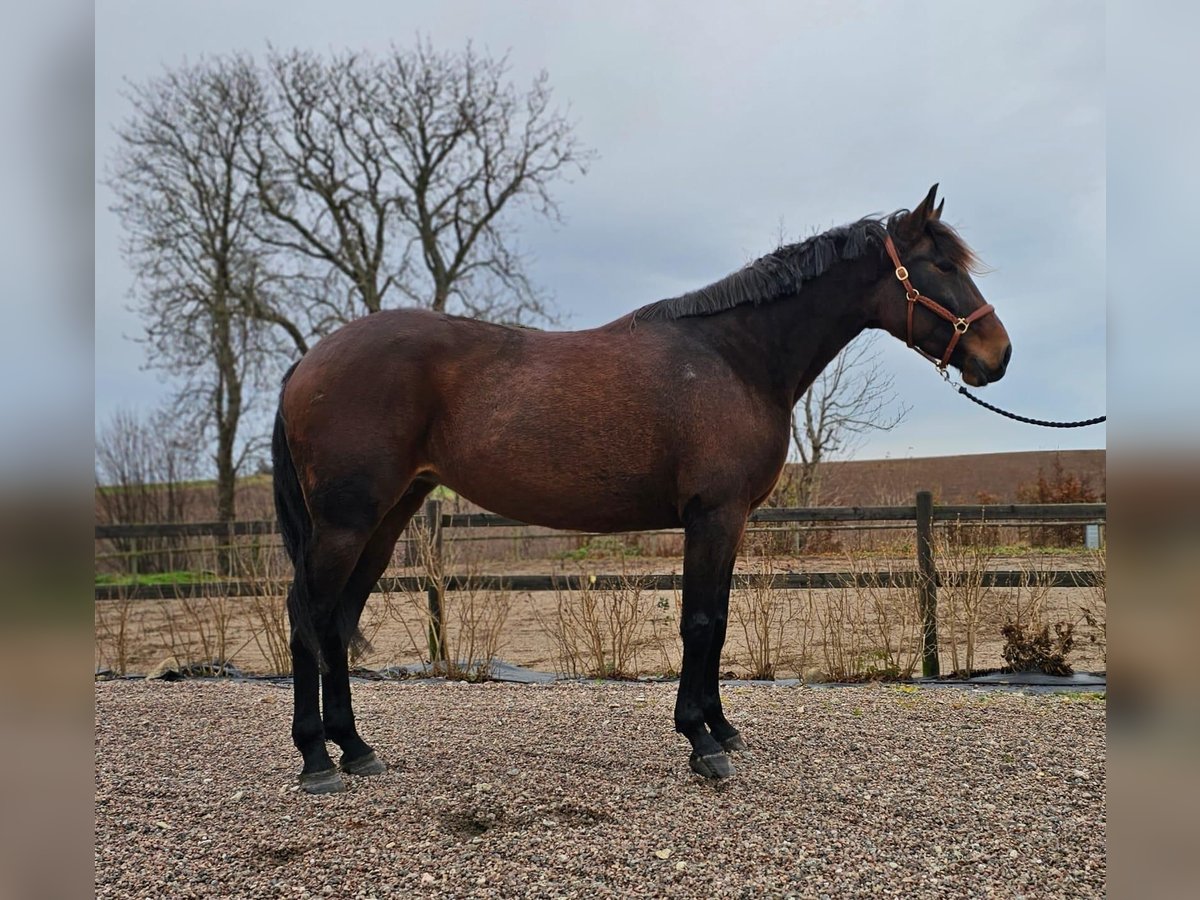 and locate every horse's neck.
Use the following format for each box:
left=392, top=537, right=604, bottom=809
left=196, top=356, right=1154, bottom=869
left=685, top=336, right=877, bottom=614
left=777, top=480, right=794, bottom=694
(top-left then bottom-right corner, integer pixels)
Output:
left=694, top=270, right=874, bottom=408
